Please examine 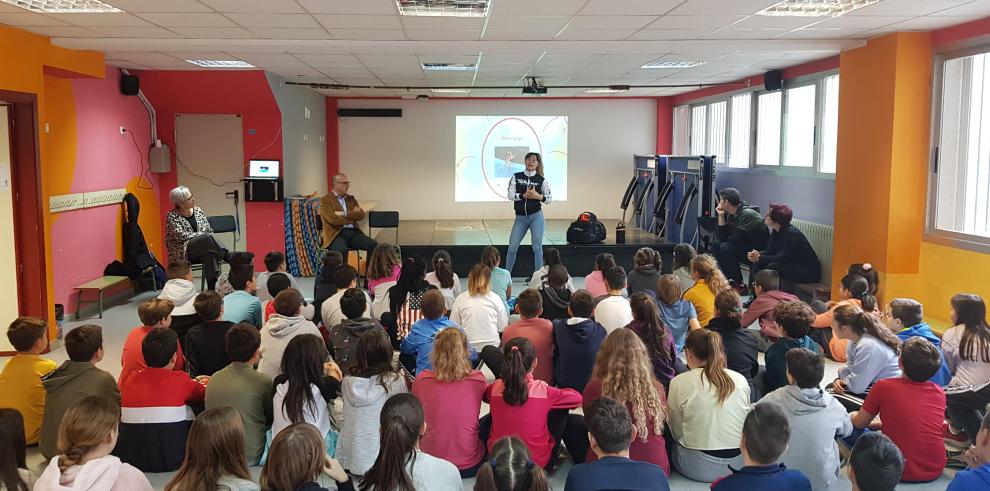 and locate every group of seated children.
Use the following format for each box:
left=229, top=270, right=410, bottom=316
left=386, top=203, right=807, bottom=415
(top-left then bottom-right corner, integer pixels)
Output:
left=6, top=241, right=990, bottom=491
